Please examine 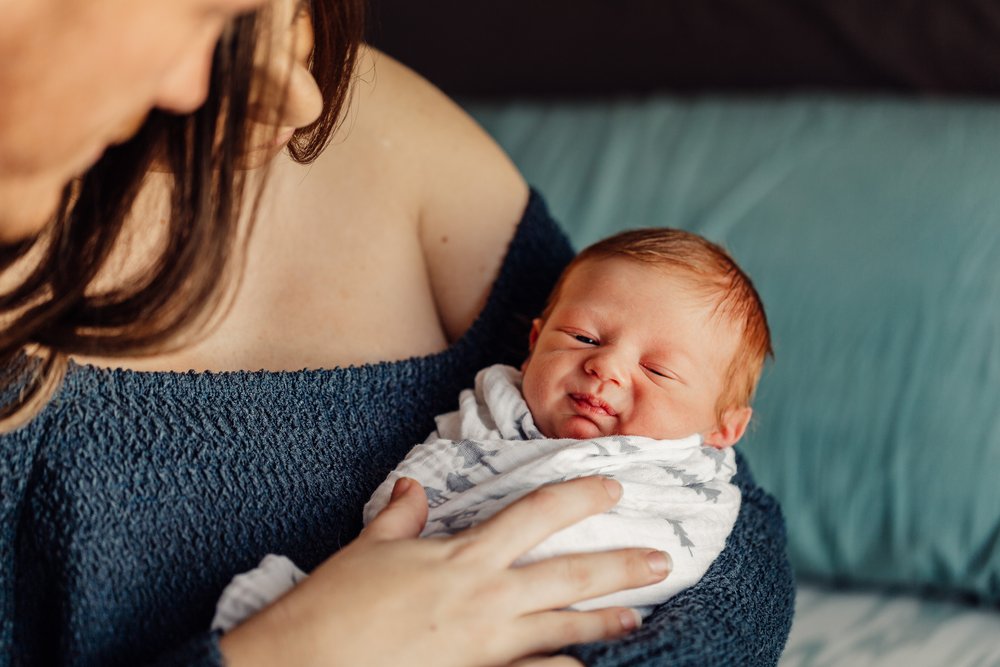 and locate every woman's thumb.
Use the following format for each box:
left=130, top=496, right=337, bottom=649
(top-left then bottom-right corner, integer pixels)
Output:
left=364, top=478, right=429, bottom=541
